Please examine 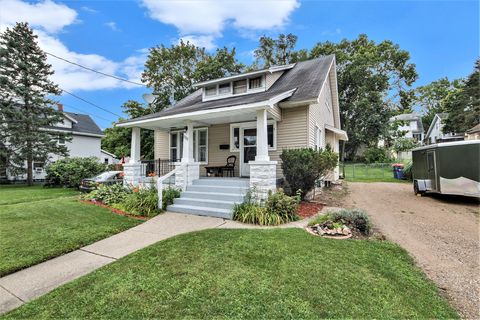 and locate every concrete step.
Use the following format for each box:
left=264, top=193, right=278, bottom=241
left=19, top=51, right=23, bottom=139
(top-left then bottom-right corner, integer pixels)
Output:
left=174, top=197, right=238, bottom=210
left=186, top=185, right=248, bottom=194
left=180, top=191, right=244, bottom=202
left=194, top=178, right=249, bottom=187
left=167, top=204, right=232, bottom=219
